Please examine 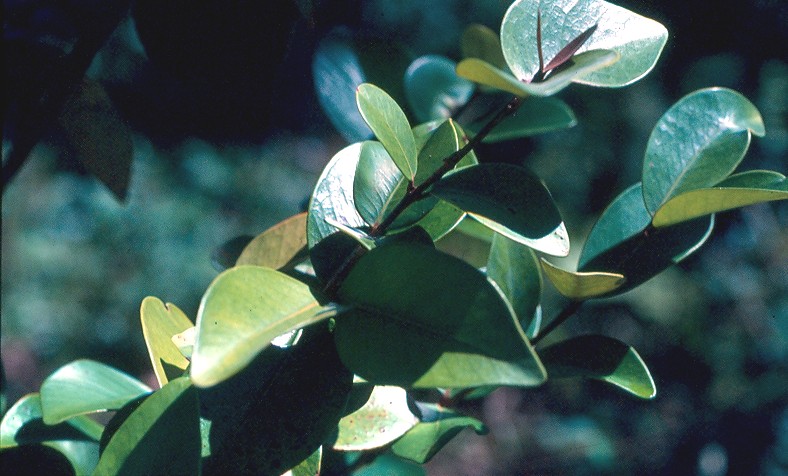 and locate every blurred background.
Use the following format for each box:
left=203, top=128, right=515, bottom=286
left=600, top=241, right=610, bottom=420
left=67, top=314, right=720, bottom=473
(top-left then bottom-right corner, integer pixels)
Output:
left=2, top=0, right=786, bottom=474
